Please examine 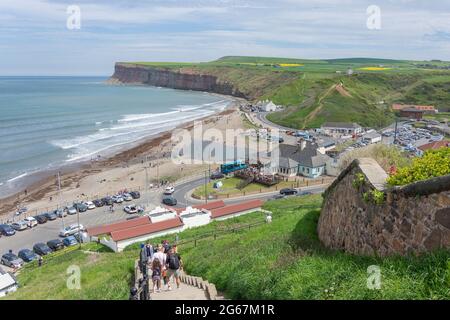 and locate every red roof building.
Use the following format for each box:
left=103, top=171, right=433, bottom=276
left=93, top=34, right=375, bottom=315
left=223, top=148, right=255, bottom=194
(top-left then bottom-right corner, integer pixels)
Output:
left=392, top=104, right=436, bottom=114
left=418, top=141, right=449, bottom=152
left=111, top=217, right=183, bottom=242
left=87, top=216, right=151, bottom=237
left=211, top=199, right=264, bottom=219
left=168, top=200, right=226, bottom=214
